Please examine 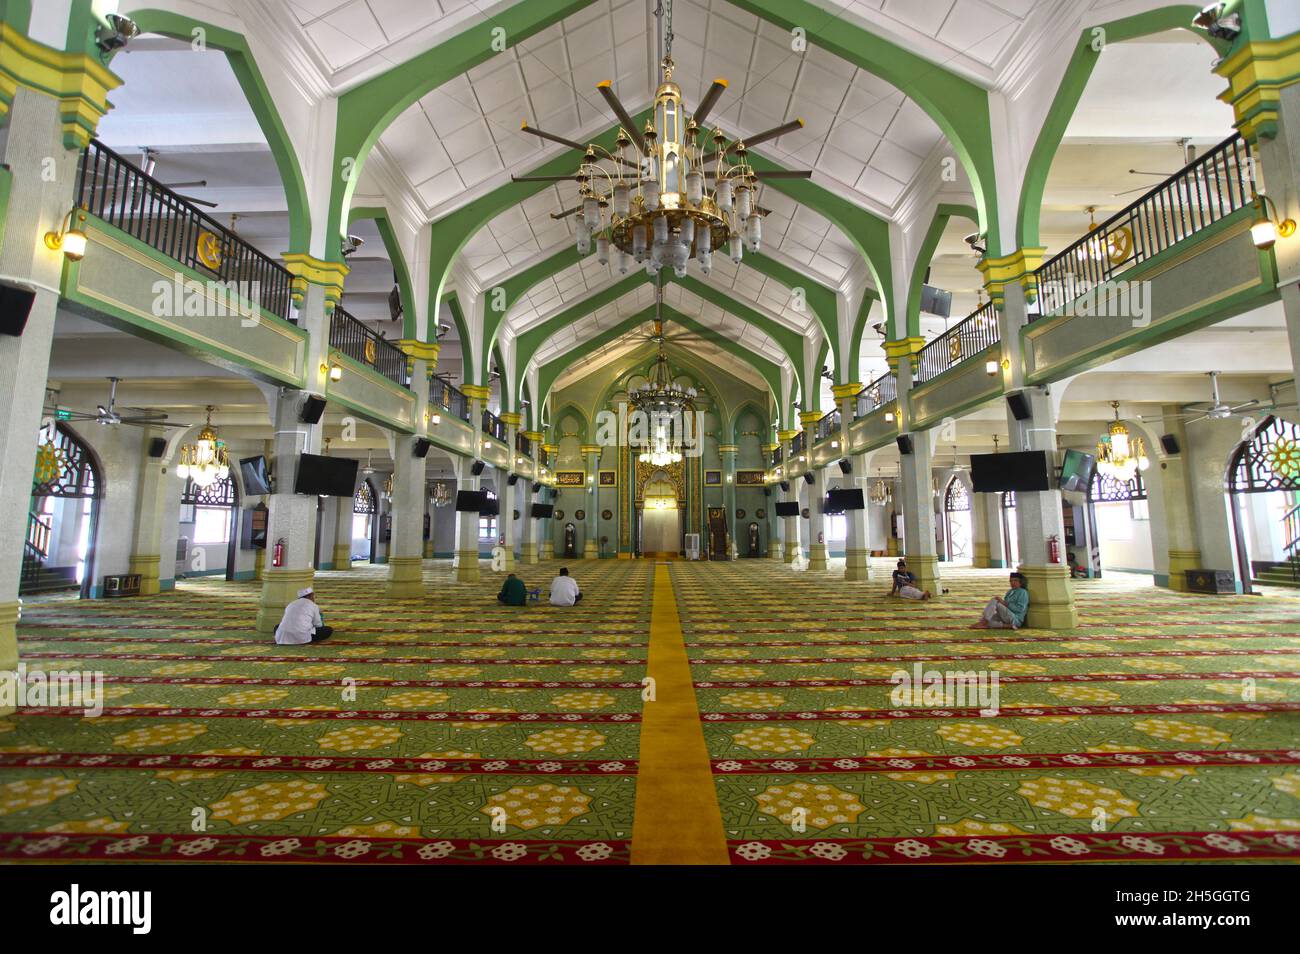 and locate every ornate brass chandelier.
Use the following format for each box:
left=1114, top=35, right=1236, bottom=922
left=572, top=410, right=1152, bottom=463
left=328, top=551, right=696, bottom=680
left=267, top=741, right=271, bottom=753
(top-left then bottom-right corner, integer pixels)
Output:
left=515, top=0, right=811, bottom=278
left=176, top=406, right=229, bottom=488
left=1096, top=401, right=1149, bottom=480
